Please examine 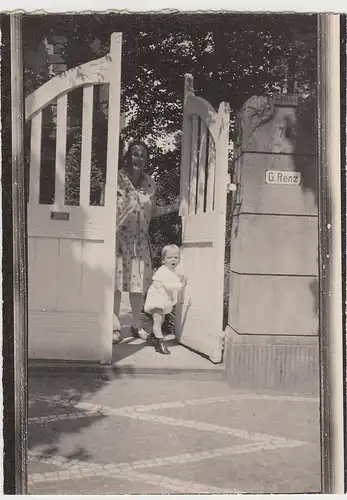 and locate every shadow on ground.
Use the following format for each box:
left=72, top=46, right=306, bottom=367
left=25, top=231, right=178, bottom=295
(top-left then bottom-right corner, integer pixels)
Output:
left=29, top=373, right=112, bottom=462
